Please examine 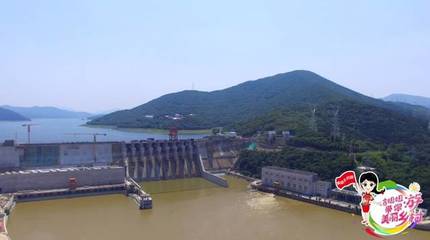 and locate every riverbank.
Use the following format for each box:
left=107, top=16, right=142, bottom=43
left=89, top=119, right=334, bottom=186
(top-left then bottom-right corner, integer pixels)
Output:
left=0, top=118, right=209, bottom=144
left=83, top=124, right=212, bottom=135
